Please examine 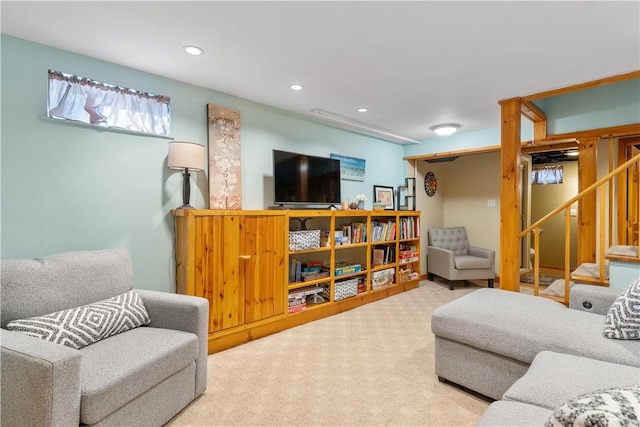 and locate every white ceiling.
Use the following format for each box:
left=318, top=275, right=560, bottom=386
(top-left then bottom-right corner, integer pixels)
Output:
left=2, top=1, right=639, bottom=143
